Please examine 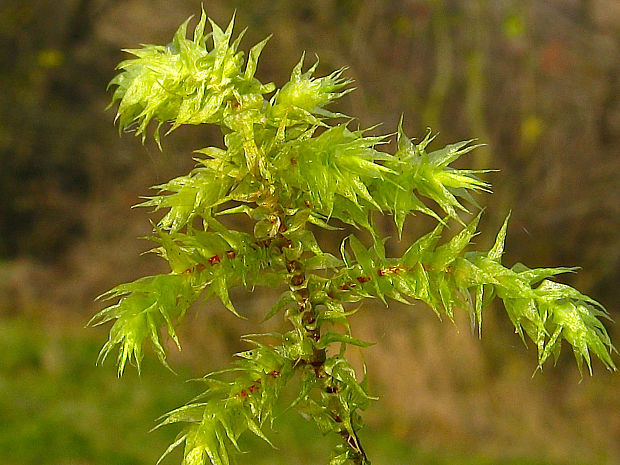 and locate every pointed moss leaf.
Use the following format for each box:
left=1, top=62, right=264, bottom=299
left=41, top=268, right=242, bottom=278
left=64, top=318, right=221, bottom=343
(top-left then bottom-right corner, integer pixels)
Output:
left=218, top=415, right=243, bottom=453
left=317, top=332, right=374, bottom=349
left=401, top=222, right=444, bottom=266
left=474, top=284, right=485, bottom=336
left=347, top=235, right=374, bottom=274
left=309, top=214, right=343, bottom=230
left=326, top=357, right=376, bottom=406
left=347, top=235, right=386, bottom=301
left=210, top=277, right=243, bottom=318
left=332, top=196, right=373, bottom=233
left=437, top=277, right=456, bottom=321
left=146, top=311, right=171, bottom=369
left=415, top=128, right=437, bottom=153
left=453, top=257, right=498, bottom=288
left=150, top=226, right=194, bottom=274
left=286, top=374, right=319, bottom=412
left=316, top=303, right=359, bottom=327
left=392, top=189, right=440, bottom=237
left=156, top=432, right=188, bottom=465
left=156, top=404, right=207, bottom=429
left=263, top=291, right=295, bottom=321
left=192, top=8, right=208, bottom=44
left=488, top=213, right=511, bottom=262
left=502, top=297, right=542, bottom=344
left=512, top=263, right=578, bottom=286
left=304, top=253, right=344, bottom=271
left=215, top=204, right=254, bottom=217
left=536, top=280, right=605, bottom=310
left=182, top=445, right=206, bottom=465
left=396, top=118, right=412, bottom=153
left=288, top=231, right=317, bottom=257
left=431, top=212, right=481, bottom=269
left=199, top=423, right=227, bottom=465
left=537, top=325, right=564, bottom=369
left=427, top=140, right=479, bottom=167
left=284, top=208, right=311, bottom=234
left=371, top=236, right=387, bottom=260
left=242, top=411, right=275, bottom=447
left=436, top=170, right=491, bottom=192
left=297, top=397, right=337, bottom=434
left=406, top=263, right=438, bottom=311
left=245, top=35, right=271, bottom=80
left=473, top=257, right=538, bottom=300
left=329, top=451, right=352, bottom=465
